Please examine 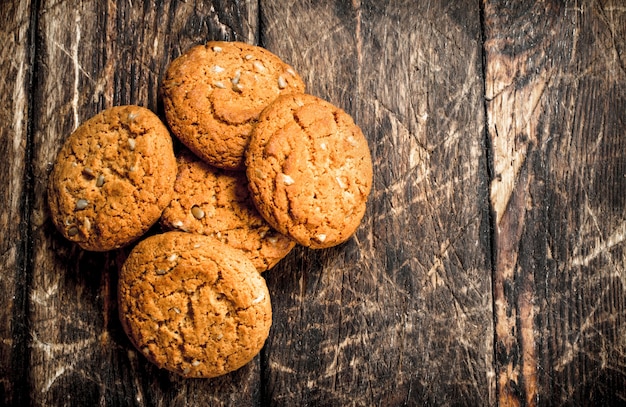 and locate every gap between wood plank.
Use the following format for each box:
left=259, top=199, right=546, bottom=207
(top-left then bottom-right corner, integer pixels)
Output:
left=11, top=0, right=41, bottom=406
left=478, top=1, right=502, bottom=406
